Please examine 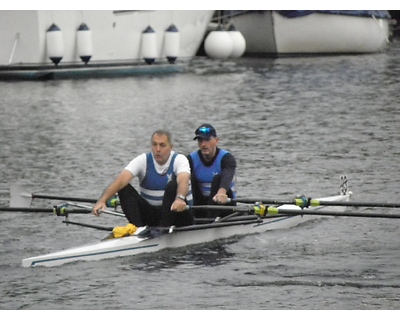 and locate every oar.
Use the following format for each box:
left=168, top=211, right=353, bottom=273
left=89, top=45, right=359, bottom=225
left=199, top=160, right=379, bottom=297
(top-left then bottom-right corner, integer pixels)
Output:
left=194, top=215, right=258, bottom=224
left=266, top=207, right=400, bottom=219
left=189, top=205, right=255, bottom=213
left=214, top=211, right=244, bottom=223
left=168, top=216, right=286, bottom=233
left=235, top=197, right=400, bottom=209
left=190, top=204, right=400, bottom=219
left=308, top=199, right=400, bottom=208
left=1, top=202, right=125, bottom=218
left=0, top=206, right=91, bottom=214
left=62, top=220, right=113, bottom=231
left=190, top=204, right=273, bottom=223
left=9, top=184, right=119, bottom=208
left=10, top=183, right=96, bottom=207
